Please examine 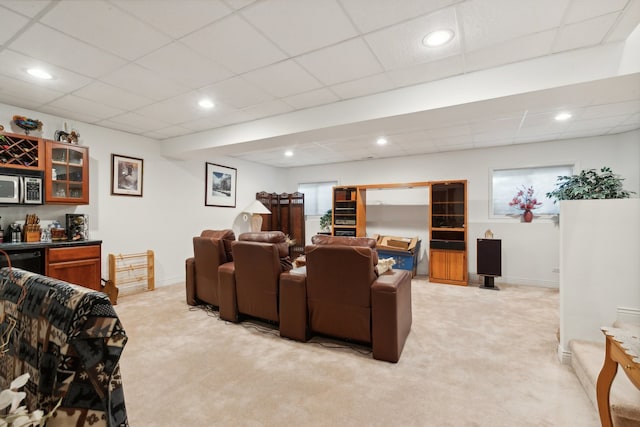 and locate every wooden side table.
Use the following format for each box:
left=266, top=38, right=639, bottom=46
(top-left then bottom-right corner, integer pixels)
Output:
left=596, top=327, right=640, bottom=427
